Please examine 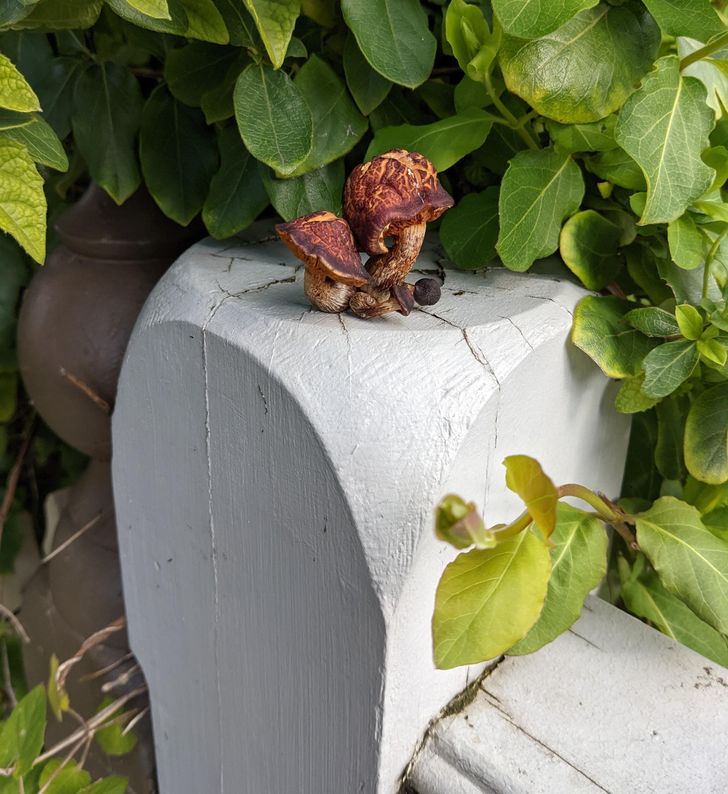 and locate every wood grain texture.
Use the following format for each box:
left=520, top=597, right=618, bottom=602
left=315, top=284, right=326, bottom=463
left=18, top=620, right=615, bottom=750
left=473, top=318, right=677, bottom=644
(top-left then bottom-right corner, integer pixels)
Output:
left=112, top=230, right=629, bottom=793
